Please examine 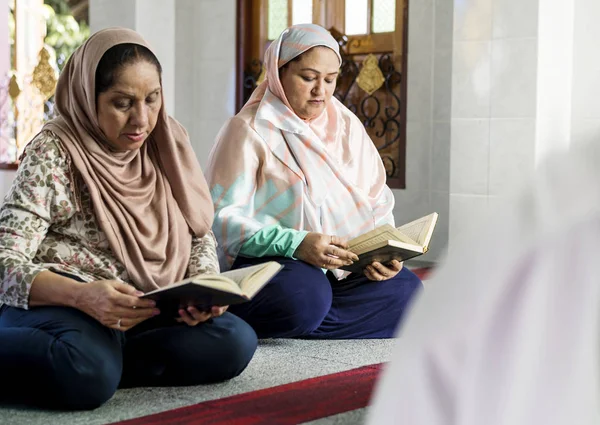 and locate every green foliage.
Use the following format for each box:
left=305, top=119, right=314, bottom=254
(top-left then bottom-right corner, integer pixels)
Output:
left=44, top=0, right=72, bottom=15
left=42, top=1, right=89, bottom=71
